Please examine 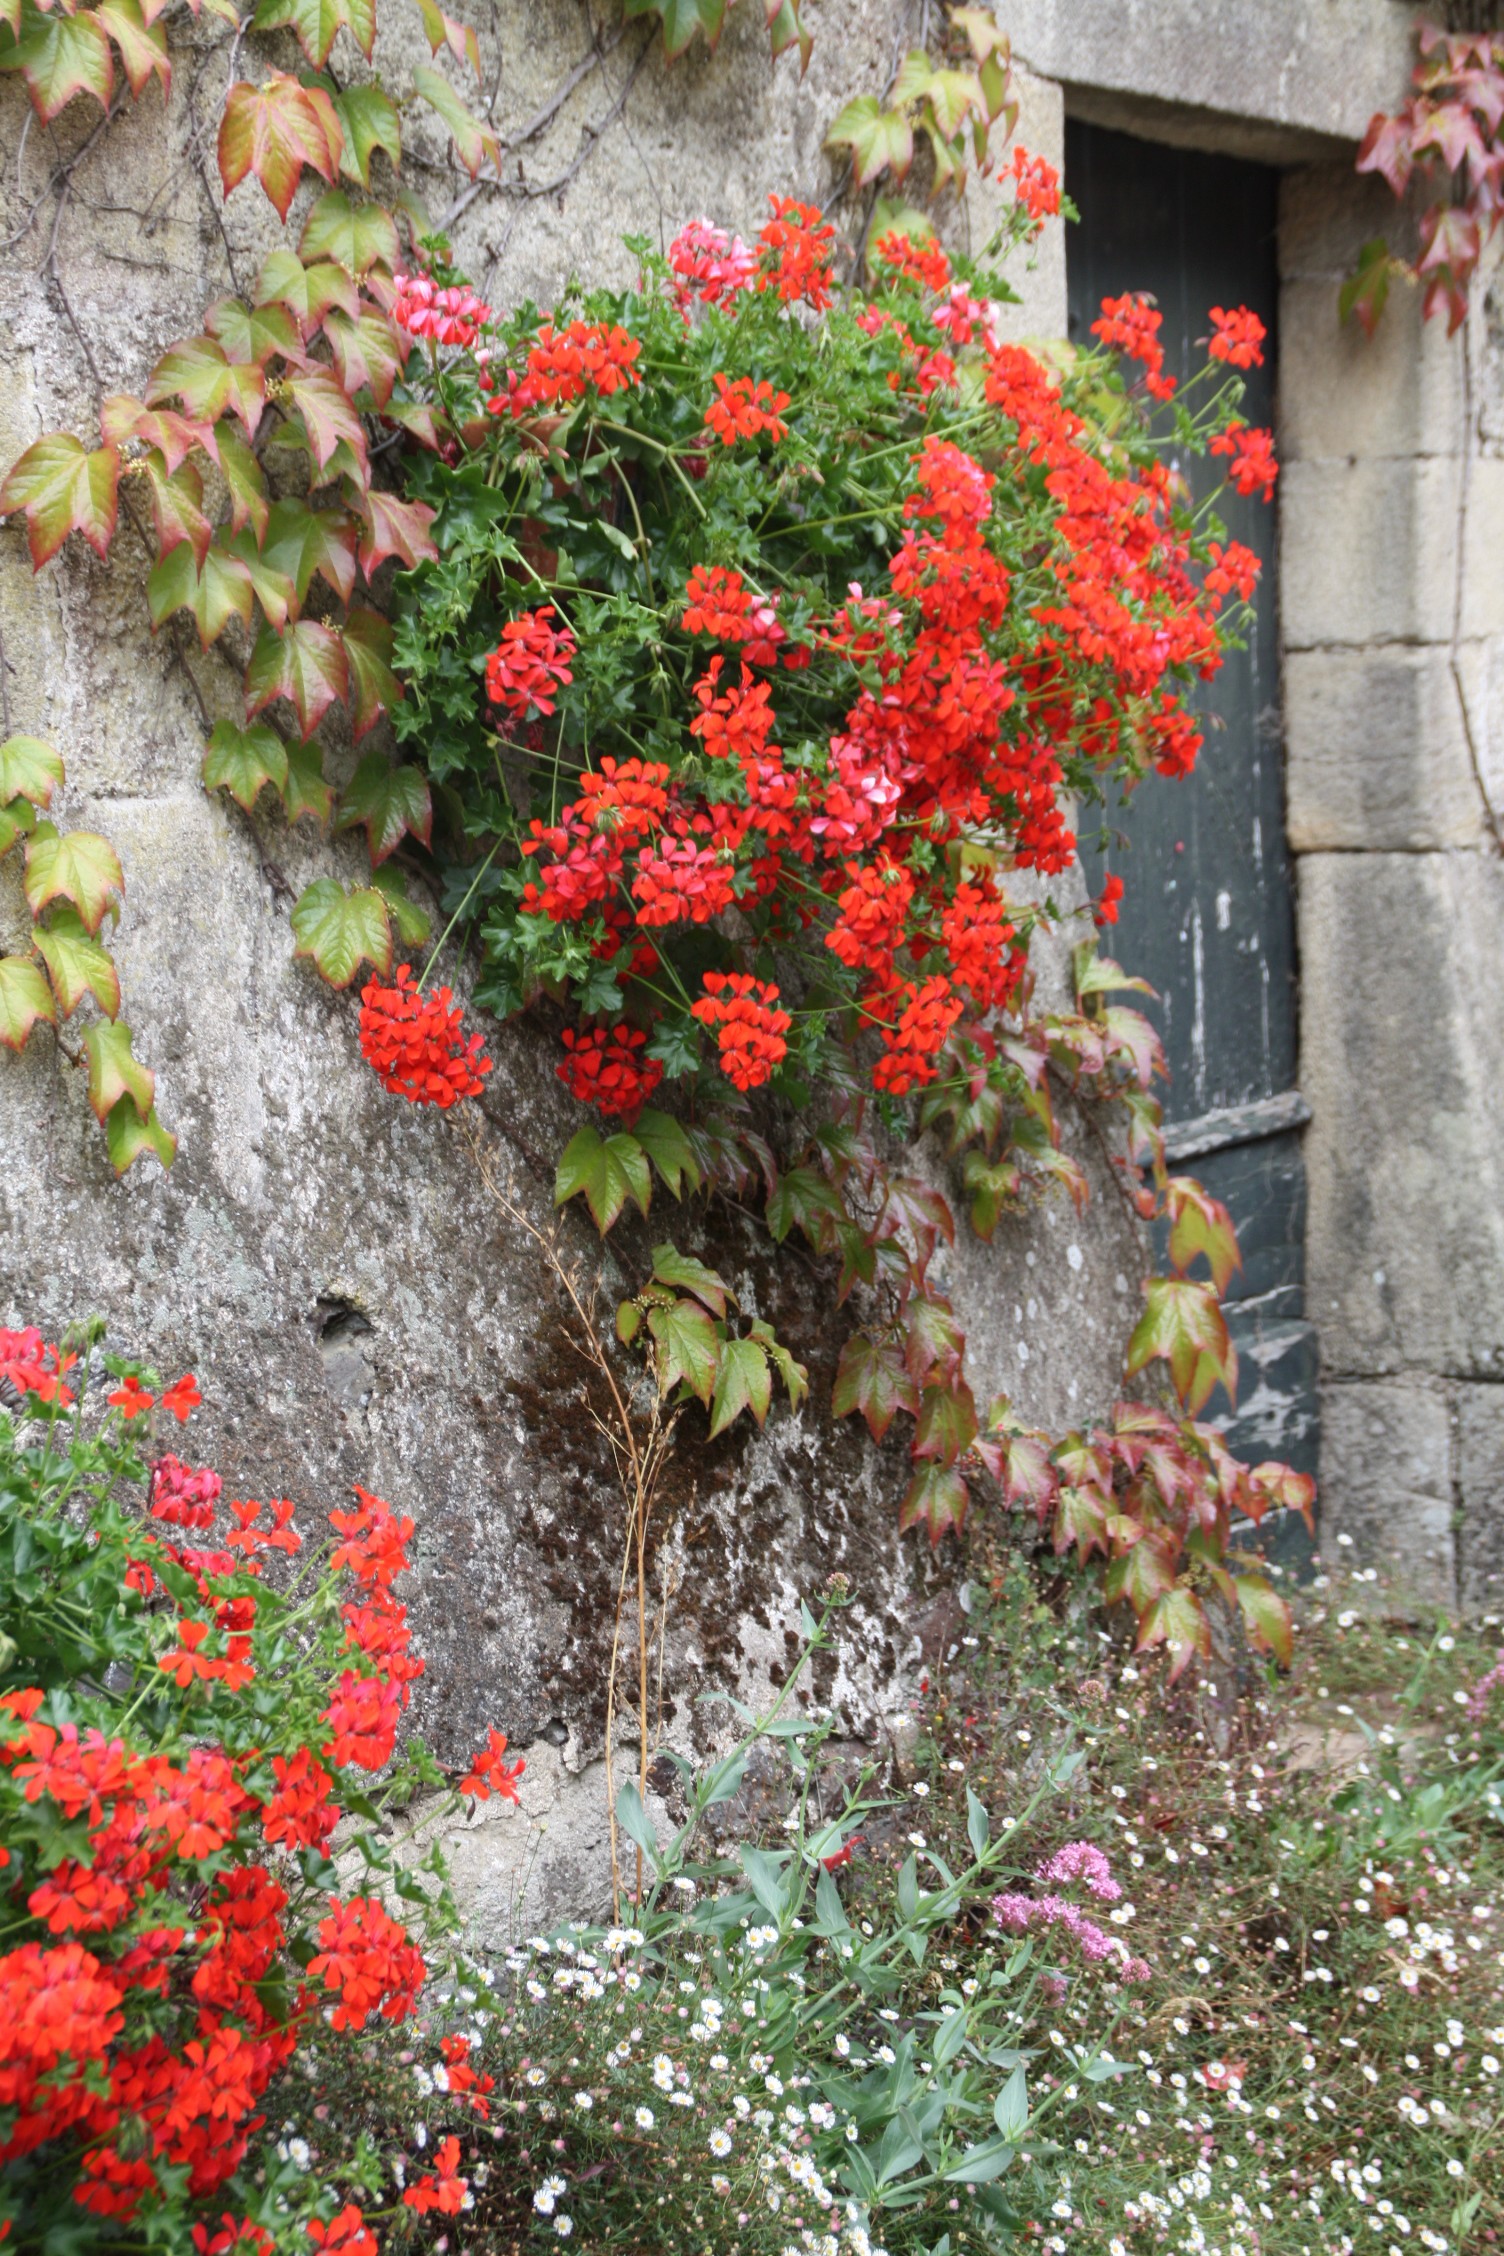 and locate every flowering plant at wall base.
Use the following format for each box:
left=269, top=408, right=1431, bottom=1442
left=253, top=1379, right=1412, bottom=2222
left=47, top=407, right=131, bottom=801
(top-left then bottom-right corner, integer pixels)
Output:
left=0, top=1322, right=520, bottom=2251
